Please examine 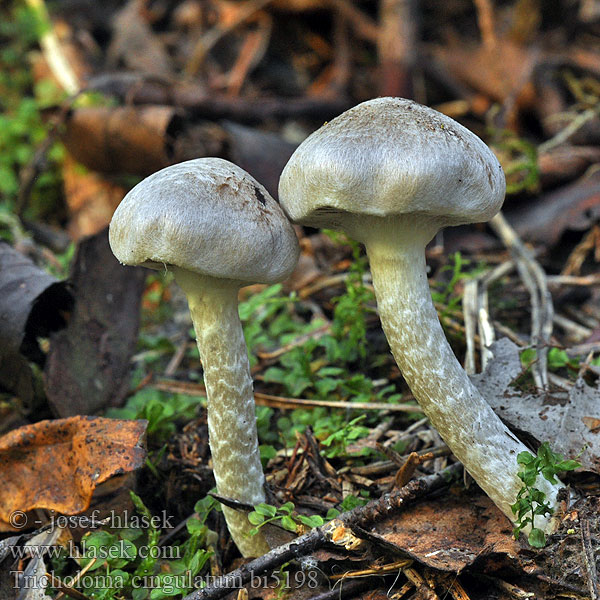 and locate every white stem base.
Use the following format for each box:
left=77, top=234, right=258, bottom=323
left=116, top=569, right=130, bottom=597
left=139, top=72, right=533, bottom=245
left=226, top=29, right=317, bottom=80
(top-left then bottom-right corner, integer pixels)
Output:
left=175, top=268, right=269, bottom=557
